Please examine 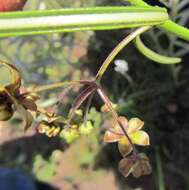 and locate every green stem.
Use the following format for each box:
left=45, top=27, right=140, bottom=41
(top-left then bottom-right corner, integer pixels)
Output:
left=95, top=26, right=151, bottom=81
left=160, top=21, right=189, bottom=41
left=30, top=81, right=80, bottom=93
left=155, top=149, right=165, bottom=190
left=126, top=0, right=189, bottom=41
left=0, top=7, right=168, bottom=37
